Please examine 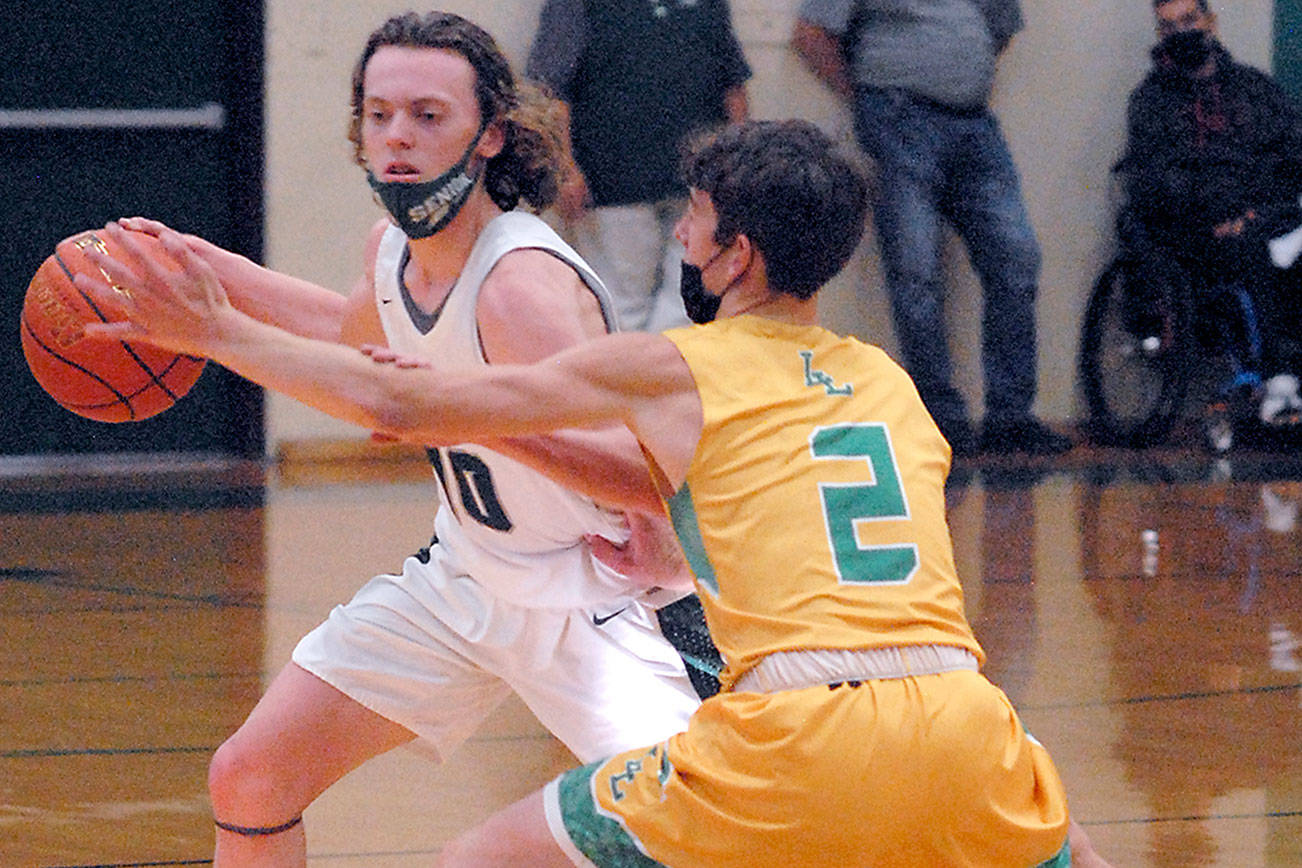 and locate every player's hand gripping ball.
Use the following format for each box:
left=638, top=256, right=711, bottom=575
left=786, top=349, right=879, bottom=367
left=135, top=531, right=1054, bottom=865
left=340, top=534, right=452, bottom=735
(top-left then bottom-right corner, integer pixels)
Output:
left=19, top=229, right=206, bottom=422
